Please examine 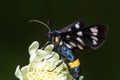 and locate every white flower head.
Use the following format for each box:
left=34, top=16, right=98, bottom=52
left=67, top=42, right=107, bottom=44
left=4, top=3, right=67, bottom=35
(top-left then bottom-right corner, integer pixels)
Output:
left=15, top=41, right=84, bottom=80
